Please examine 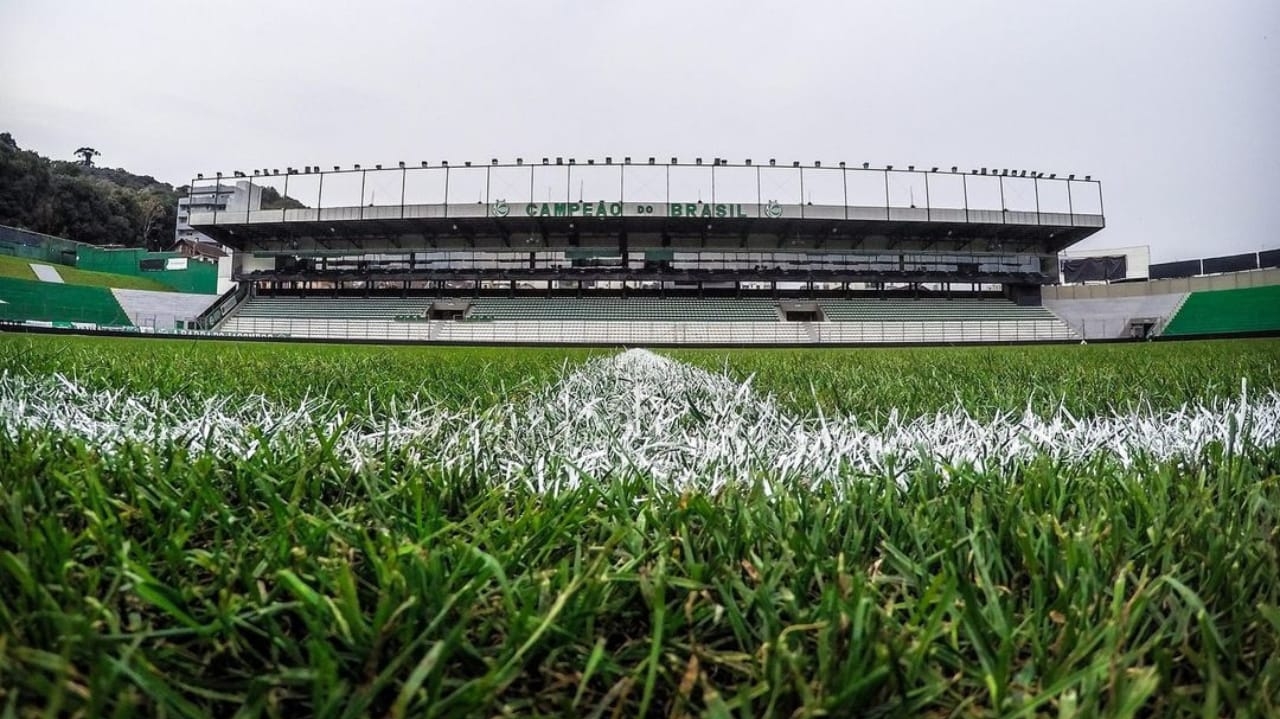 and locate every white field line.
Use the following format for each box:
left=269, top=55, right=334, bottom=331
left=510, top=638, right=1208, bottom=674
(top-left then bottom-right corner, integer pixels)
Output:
left=1, top=349, right=1278, bottom=491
